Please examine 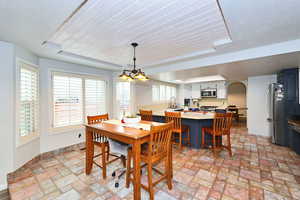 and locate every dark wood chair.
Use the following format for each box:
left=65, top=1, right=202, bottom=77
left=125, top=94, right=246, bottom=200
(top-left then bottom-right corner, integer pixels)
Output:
left=201, top=113, right=233, bottom=157
left=165, top=111, right=191, bottom=150
left=87, top=114, right=125, bottom=179
left=126, top=122, right=174, bottom=200
left=139, top=109, right=153, bottom=121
